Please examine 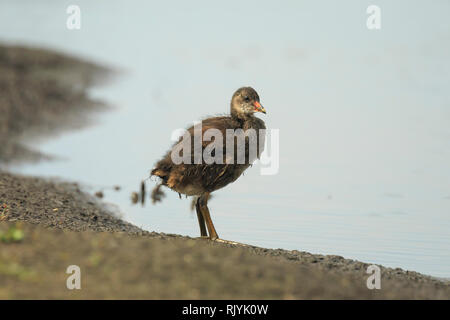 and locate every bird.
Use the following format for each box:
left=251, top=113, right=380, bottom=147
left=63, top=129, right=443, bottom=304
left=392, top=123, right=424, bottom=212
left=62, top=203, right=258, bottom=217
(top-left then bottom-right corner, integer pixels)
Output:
left=151, top=87, right=266, bottom=241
